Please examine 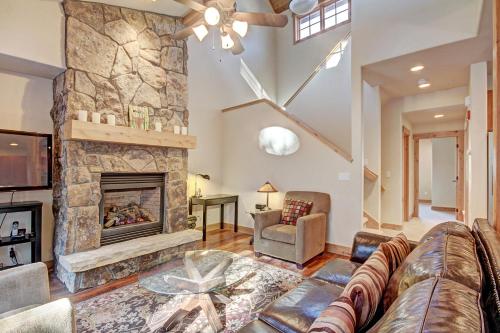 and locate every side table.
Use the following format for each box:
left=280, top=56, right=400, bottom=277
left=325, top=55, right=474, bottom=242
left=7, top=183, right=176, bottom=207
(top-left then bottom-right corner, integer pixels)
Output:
left=189, top=195, right=238, bottom=241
